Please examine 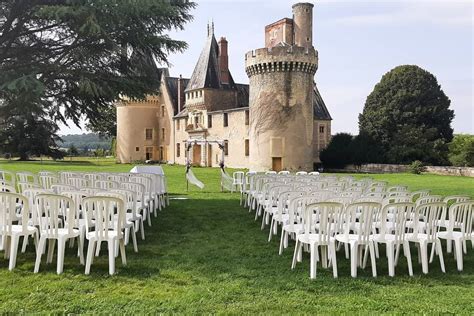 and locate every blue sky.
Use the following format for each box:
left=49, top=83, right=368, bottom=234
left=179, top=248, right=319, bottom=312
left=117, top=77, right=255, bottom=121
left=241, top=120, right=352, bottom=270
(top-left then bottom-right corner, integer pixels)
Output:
left=60, top=0, right=473, bottom=135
